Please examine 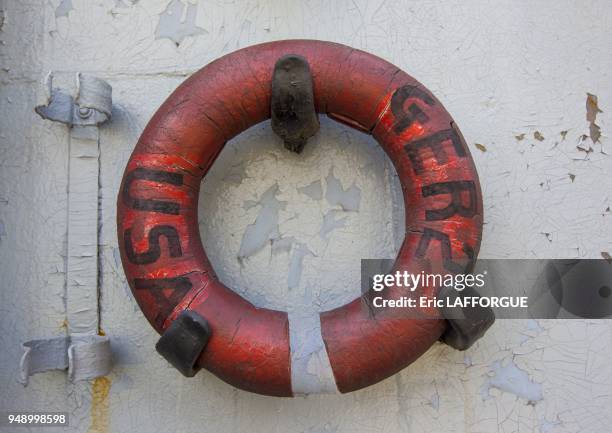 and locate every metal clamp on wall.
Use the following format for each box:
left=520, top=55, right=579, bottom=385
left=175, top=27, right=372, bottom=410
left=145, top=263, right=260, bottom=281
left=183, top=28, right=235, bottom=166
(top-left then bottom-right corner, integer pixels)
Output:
left=438, top=285, right=495, bottom=350
left=35, top=72, right=112, bottom=128
left=19, top=72, right=113, bottom=386
left=19, top=335, right=112, bottom=386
